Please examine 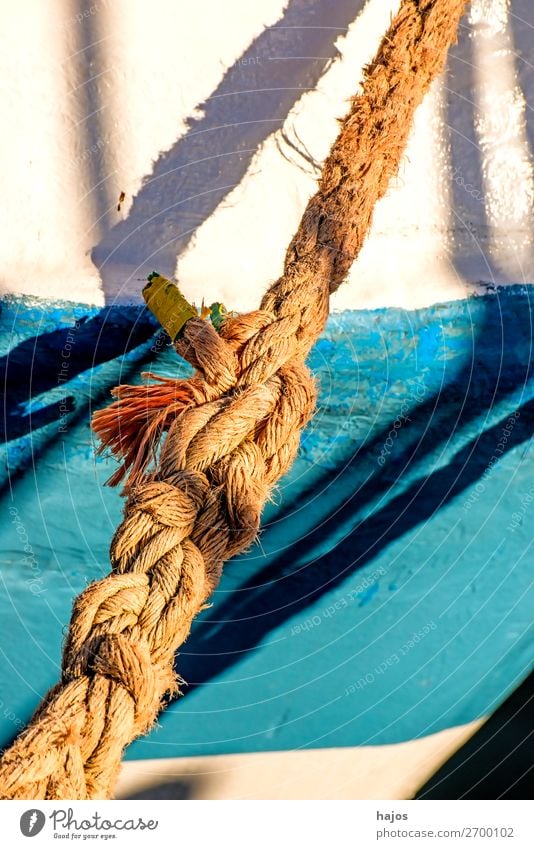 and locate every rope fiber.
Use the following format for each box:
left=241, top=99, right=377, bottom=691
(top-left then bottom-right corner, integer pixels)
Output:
left=0, top=0, right=468, bottom=799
